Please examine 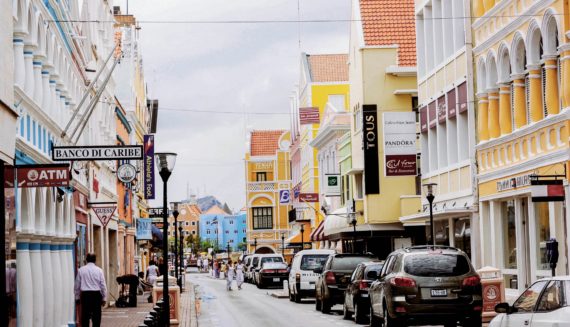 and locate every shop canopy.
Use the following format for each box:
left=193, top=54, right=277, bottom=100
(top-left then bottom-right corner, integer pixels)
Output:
left=309, top=219, right=326, bottom=242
